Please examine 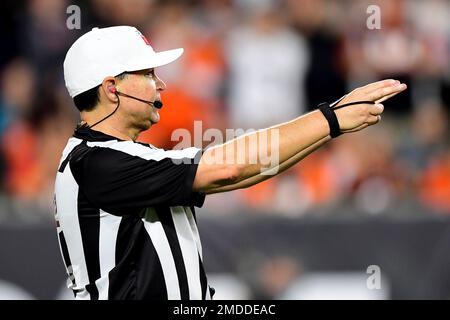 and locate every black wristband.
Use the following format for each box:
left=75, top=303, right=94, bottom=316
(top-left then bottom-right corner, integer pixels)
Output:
left=318, top=102, right=342, bottom=138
